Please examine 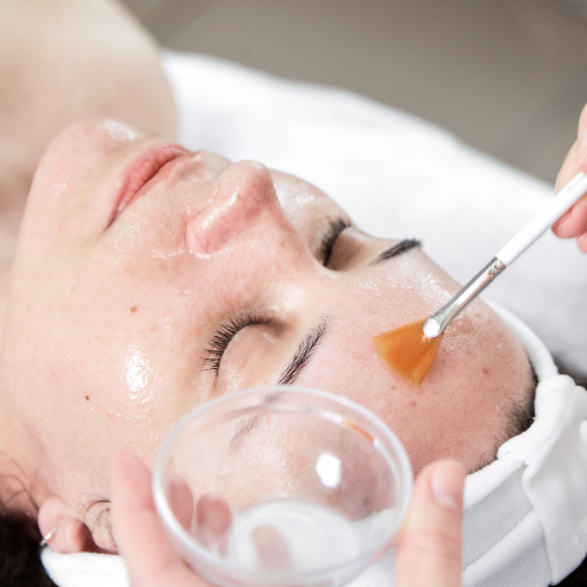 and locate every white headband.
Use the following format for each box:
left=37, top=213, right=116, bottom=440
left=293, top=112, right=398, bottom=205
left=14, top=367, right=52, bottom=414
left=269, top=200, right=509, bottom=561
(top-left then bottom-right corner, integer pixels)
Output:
left=461, top=303, right=587, bottom=587
left=42, top=305, right=587, bottom=587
